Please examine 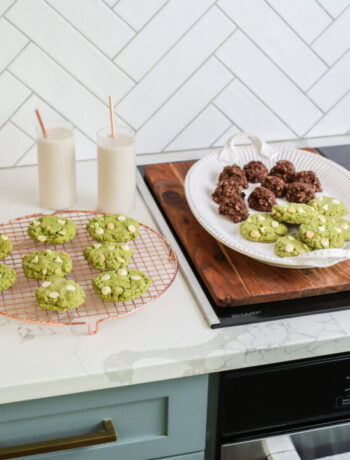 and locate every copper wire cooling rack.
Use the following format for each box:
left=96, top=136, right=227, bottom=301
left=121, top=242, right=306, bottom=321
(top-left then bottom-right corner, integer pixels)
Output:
left=0, top=210, right=178, bottom=335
